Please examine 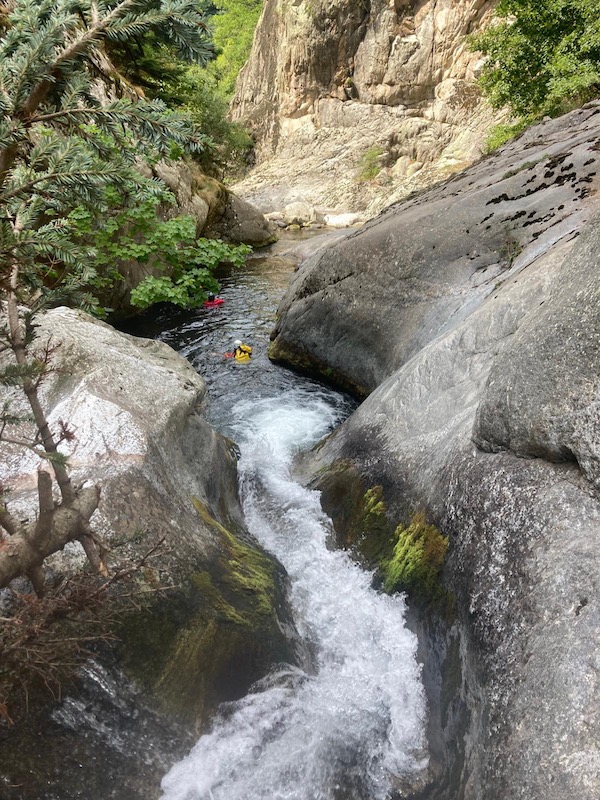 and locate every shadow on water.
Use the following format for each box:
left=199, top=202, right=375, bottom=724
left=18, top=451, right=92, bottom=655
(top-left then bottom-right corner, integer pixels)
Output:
left=120, top=228, right=357, bottom=436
